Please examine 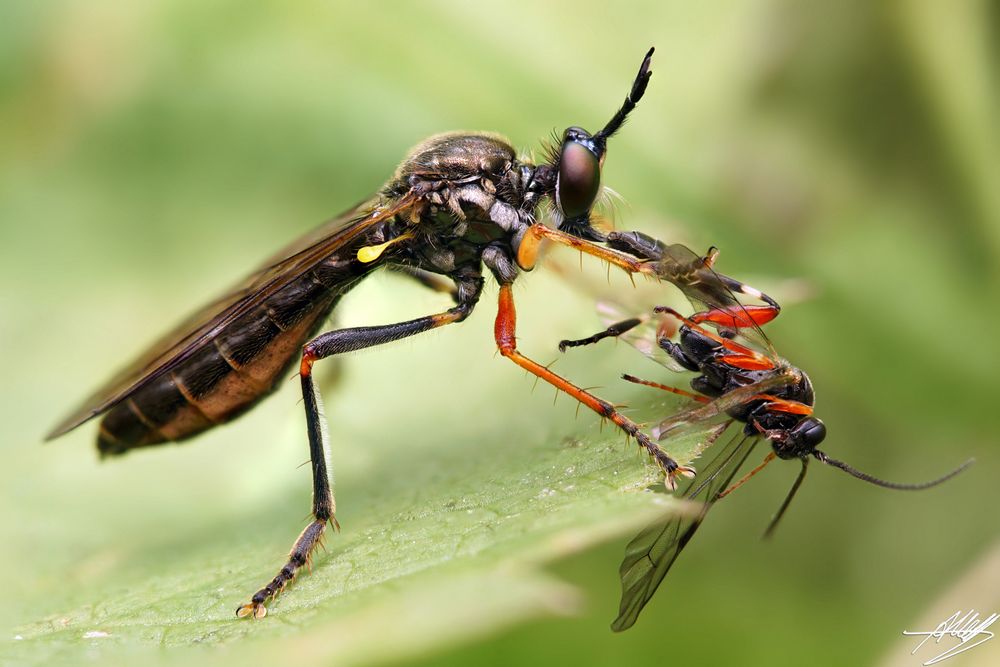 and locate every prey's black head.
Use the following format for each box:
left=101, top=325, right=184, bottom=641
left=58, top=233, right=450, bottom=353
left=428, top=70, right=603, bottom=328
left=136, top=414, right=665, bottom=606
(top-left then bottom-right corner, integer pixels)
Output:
left=769, top=417, right=827, bottom=460
left=553, top=47, right=654, bottom=241
left=761, top=414, right=969, bottom=541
